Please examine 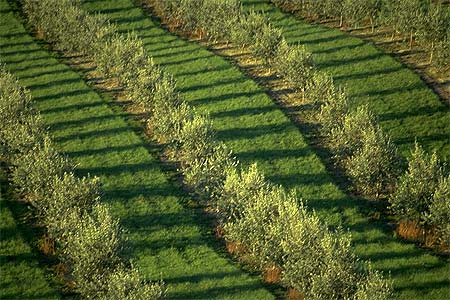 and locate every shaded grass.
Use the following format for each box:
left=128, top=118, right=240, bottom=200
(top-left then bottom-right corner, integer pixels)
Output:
left=244, top=0, right=450, bottom=163
left=0, top=169, right=59, bottom=300
left=0, top=2, right=276, bottom=299
left=79, top=0, right=450, bottom=299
